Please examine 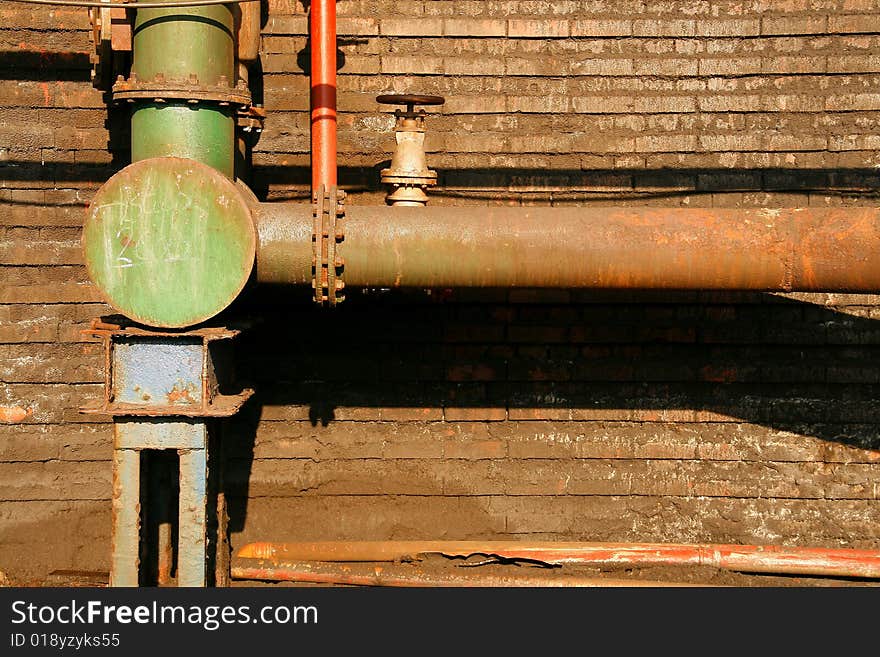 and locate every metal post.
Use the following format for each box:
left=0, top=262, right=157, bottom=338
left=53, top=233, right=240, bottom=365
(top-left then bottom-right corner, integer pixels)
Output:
left=178, top=446, right=208, bottom=587
left=110, top=448, right=140, bottom=587
left=82, top=321, right=253, bottom=587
